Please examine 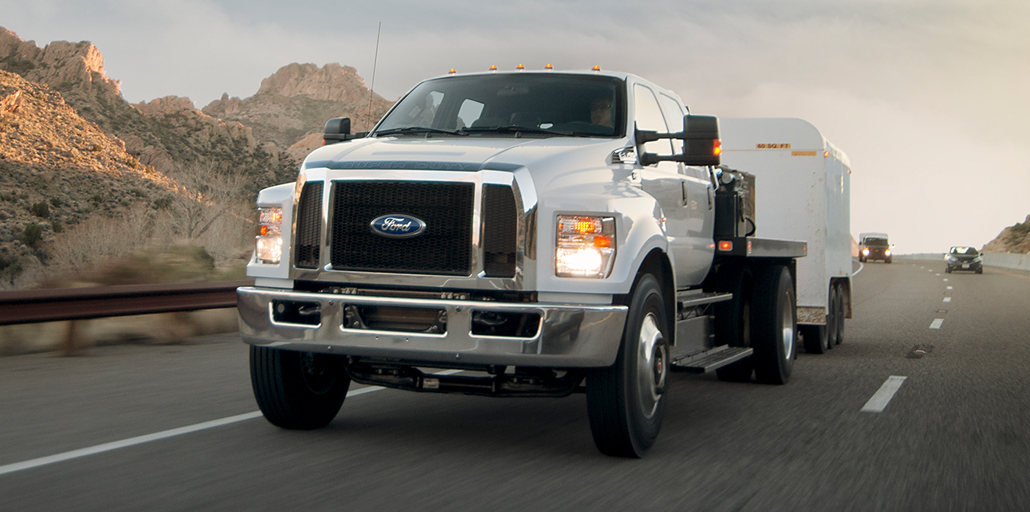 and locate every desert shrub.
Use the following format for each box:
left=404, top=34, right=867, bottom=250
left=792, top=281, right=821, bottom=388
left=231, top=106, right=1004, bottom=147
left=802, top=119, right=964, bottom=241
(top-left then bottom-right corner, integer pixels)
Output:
left=30, top=201, right=50, bottom=219
left=49, top=197, right=63, bottom=207
left=51, top=220, right=63, bottom=233
left=22, top=223, right=43, bottom=247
